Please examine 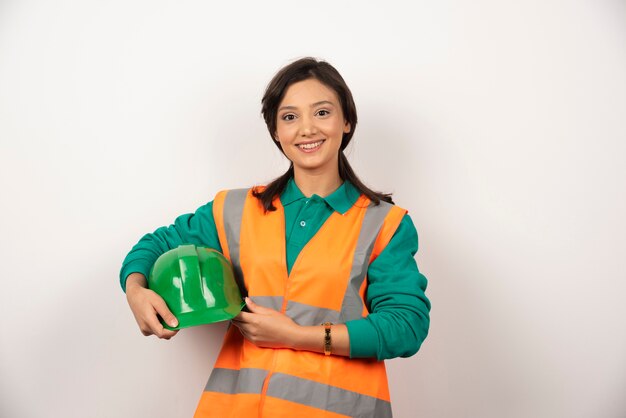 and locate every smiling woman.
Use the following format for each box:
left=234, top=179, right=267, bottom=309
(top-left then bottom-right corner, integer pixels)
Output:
left=120, top=57, right=431, bottom=418
left=254, top=58, right=395, bottom=211
left=273, top=79, right=349, bottom=196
